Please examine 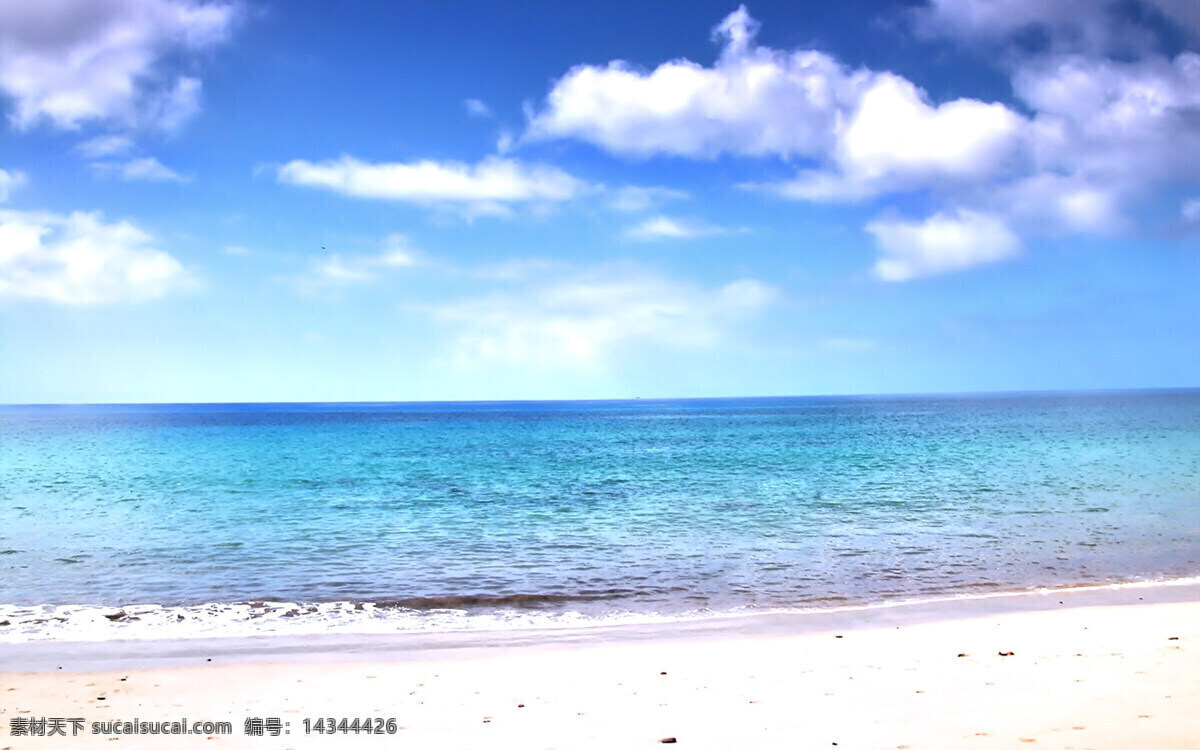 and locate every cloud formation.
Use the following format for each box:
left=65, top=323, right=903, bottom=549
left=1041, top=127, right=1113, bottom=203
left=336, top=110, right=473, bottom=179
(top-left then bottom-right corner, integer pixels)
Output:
left=625, top=215, right=727, bottom=240
left=525, top=3, right=1025, bottom=193
left=912, top=0, right=1199, bottom=52
left=527, top=4, right=1199, bottom=278
left=0, top=168, right=26, bottom=202
left=0, top=0, right=236, bottom=131
left=296, top=234, right=421, bottom=291
left=92, top=156, right=189, bottom=182
left=525, top=6, right=860, bottom=159
left=776, top=74, right=1024, bottom=201
left=425, top=267, right=777, bottom=369
left=0, top=209, right=188, bottom=304
left=866, top=210, right=1023, bottom=282
left=278, top=156, right=589, bottom=216
left=75, top=134, right=136, bottom=159
left=464, top=98, right=491, bottom=118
